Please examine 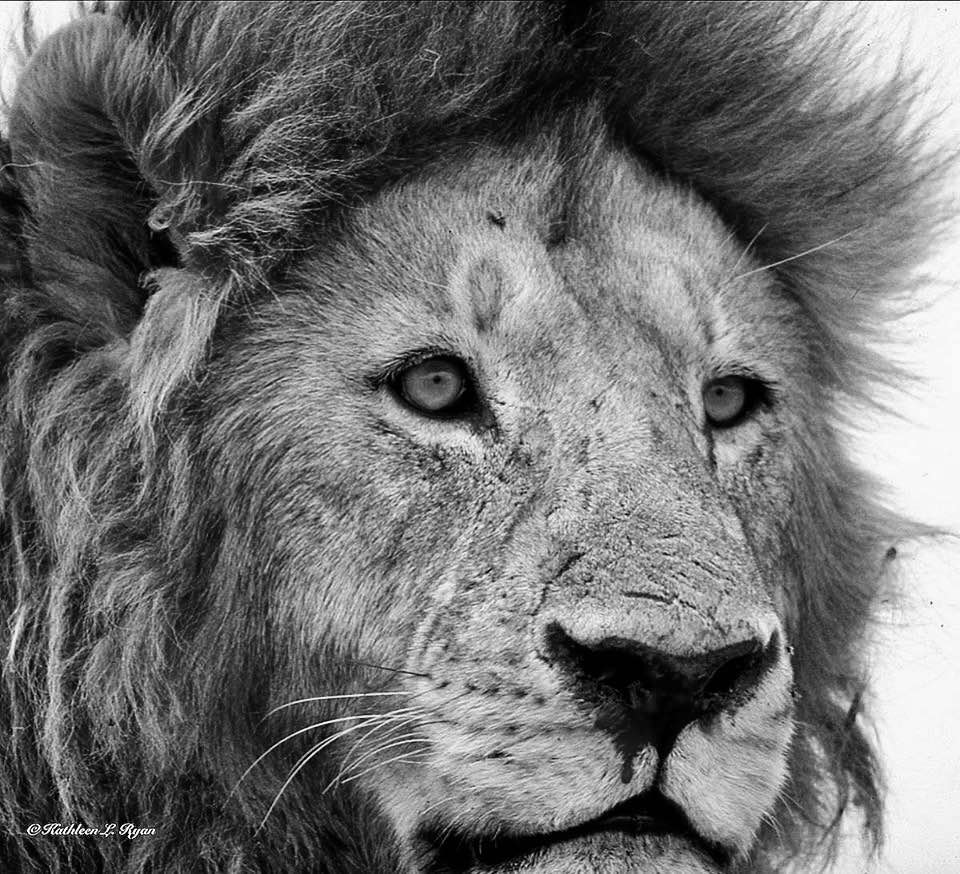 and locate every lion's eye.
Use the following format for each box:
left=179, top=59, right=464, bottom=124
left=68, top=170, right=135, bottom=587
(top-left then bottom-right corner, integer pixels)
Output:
left=702, top=375, right=758, bottom=427
left=395, top=356, right=470, bottom=415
